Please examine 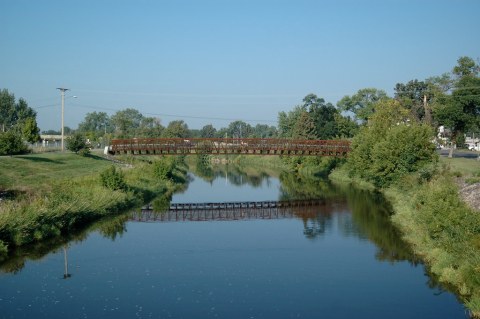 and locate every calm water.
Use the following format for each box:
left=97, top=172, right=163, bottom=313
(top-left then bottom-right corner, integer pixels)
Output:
left=0, top=165, right=468, bottom=318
